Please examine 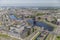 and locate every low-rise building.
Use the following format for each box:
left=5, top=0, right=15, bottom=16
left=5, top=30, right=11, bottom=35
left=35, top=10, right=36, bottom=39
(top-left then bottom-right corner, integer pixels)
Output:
left=20, top=27, right=31, bottom=39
